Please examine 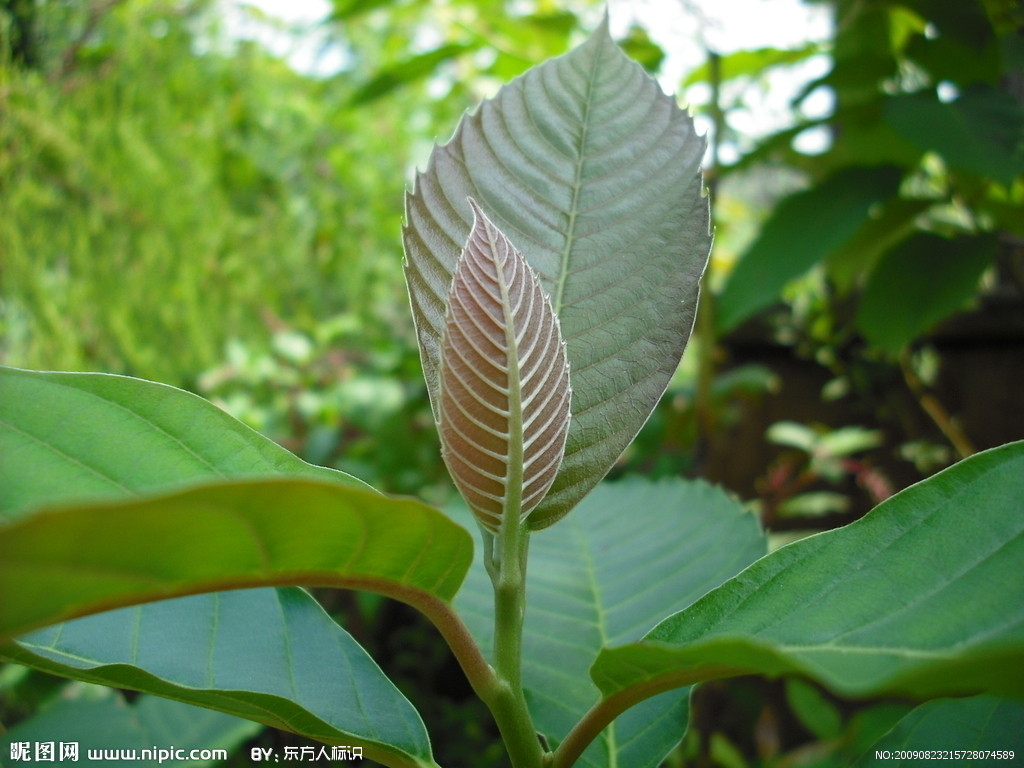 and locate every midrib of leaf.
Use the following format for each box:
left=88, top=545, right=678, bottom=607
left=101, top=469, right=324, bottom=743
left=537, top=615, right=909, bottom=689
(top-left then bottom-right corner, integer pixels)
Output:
left=494, top=221, right=526, bottom=520
left=711, top=465, right=1023, bottom=647
left=274, top=590, right=301, bottom=704
left=576, top=523, right=618, bottom=766
left=0, top=420, right=134, bottom=496
left=206, top=593, right=219, bottom=687
left=551, top=35, right=600, bottom=316
left=53, top=377, right=230, bottom=479
left=775, top=645, right=972, bottom=658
